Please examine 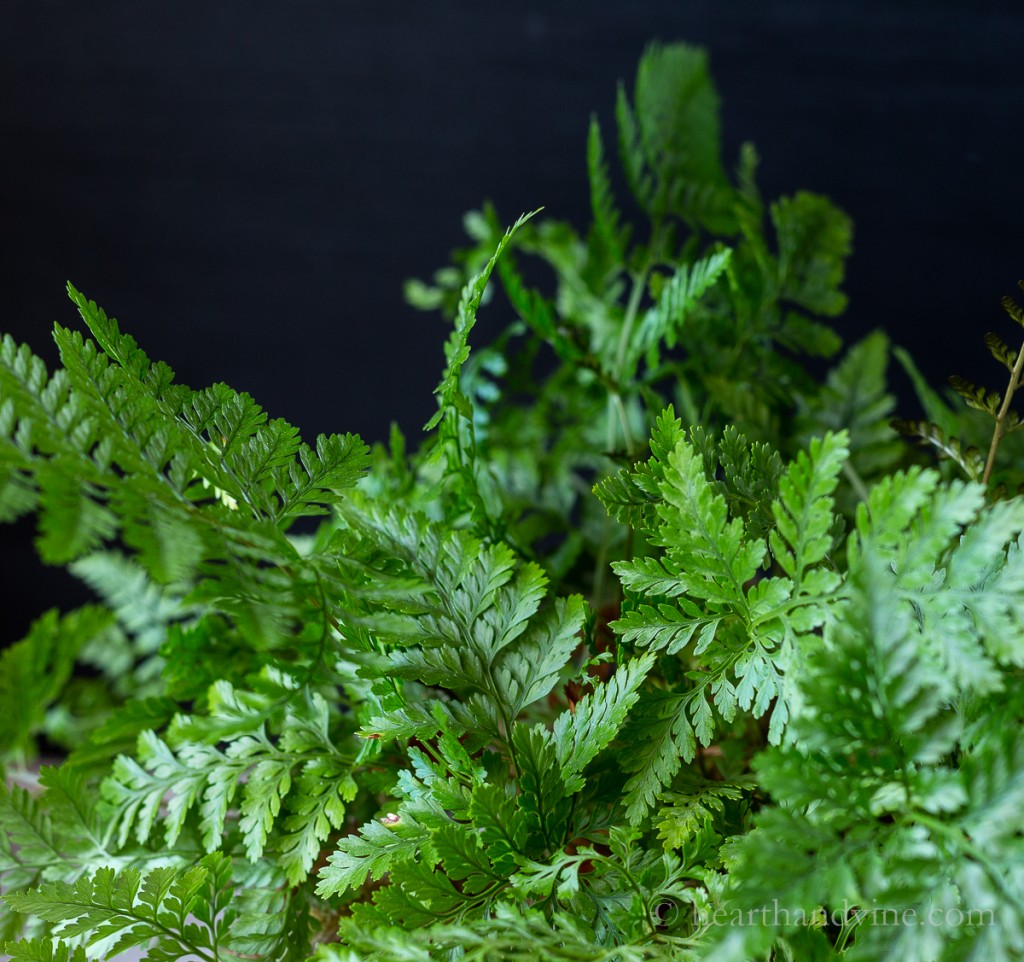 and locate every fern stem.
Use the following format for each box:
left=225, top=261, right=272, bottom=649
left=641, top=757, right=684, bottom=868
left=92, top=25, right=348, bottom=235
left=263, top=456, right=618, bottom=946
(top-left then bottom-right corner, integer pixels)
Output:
left=614, top=267, right=651, bottom=385
left=592, top=854, right=657, bottom=934
left=842, top=460, right=870, bottom=504
left=833, top=908, right=868, bottom=951
left=982, top=335, right=1024, bottom=484
left=592, top=247, right=659, bottom=609
left=750, top=591, right=845, bottom=629
left=591, top=393, right=622, bottom=609
left=487, top=669, right=521, bottom=782
left=611, top=392, right=636, bottom=456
